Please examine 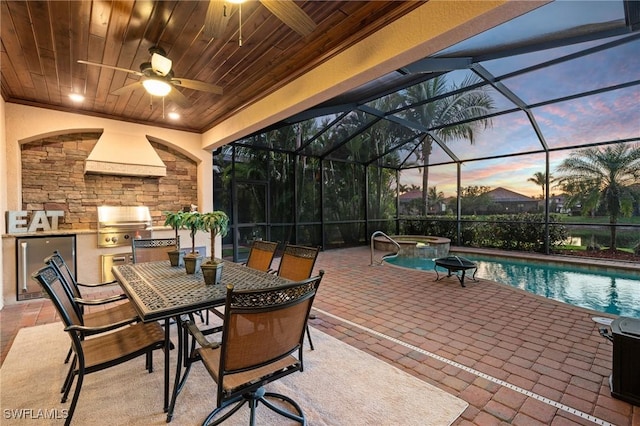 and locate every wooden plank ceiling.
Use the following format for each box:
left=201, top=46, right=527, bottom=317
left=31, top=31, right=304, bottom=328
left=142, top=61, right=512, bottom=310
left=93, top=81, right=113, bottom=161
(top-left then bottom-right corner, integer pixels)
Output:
left=1, top=1, right=422, bottom=133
